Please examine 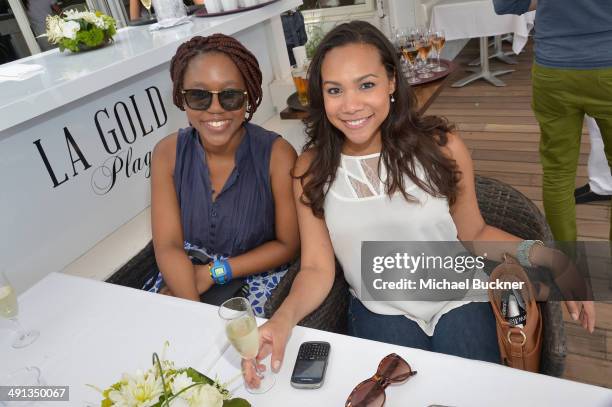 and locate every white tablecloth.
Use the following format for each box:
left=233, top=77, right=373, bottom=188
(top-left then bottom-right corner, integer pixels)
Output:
left=2, top=273, right=611, bottom=406
left=430, top=0, right=535, bottom=54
